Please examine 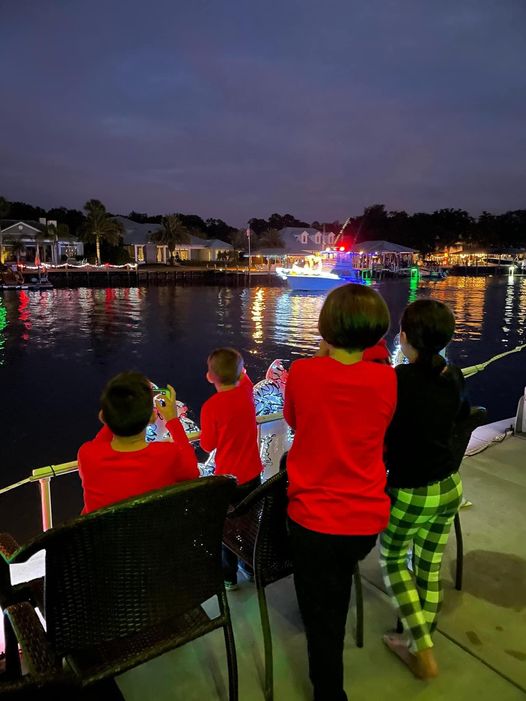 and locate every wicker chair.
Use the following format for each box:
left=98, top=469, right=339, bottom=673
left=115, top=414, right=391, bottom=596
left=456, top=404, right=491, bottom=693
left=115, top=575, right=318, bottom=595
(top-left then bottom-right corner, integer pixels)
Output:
left=0, top=476, right=239, bottom=699
left=222, top=468, right=364, bottom=701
